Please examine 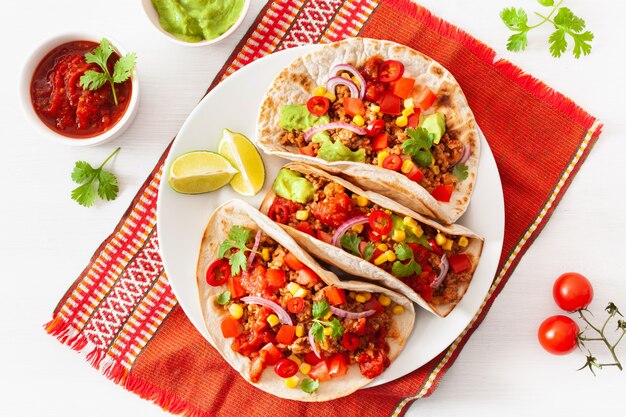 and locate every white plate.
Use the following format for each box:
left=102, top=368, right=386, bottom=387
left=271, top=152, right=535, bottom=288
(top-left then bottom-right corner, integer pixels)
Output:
left=156, top=45, right=505, bottom=388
